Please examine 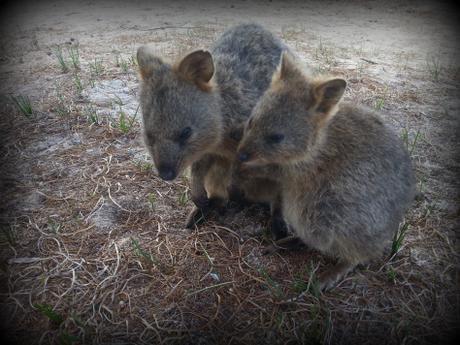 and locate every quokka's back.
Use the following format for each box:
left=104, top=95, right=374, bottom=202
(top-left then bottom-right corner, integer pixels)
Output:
left=283, top=102, right=416, bottom=263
